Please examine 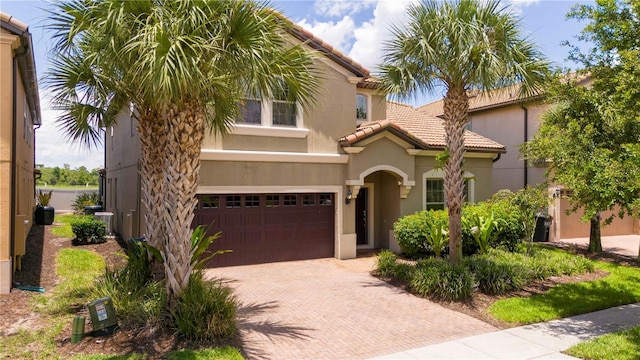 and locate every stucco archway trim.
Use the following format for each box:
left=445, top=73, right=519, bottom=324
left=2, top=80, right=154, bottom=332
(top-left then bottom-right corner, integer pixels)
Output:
left=346, top=165, right=415, bottom=199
